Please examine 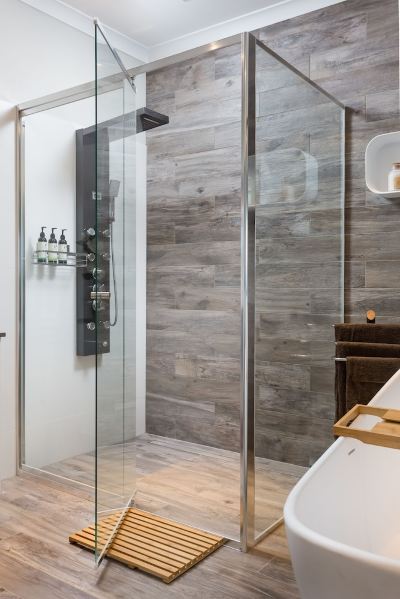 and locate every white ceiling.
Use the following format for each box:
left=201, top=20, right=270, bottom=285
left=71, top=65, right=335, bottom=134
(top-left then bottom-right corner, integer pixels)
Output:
left=59, top=0, right=282, bottom=46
